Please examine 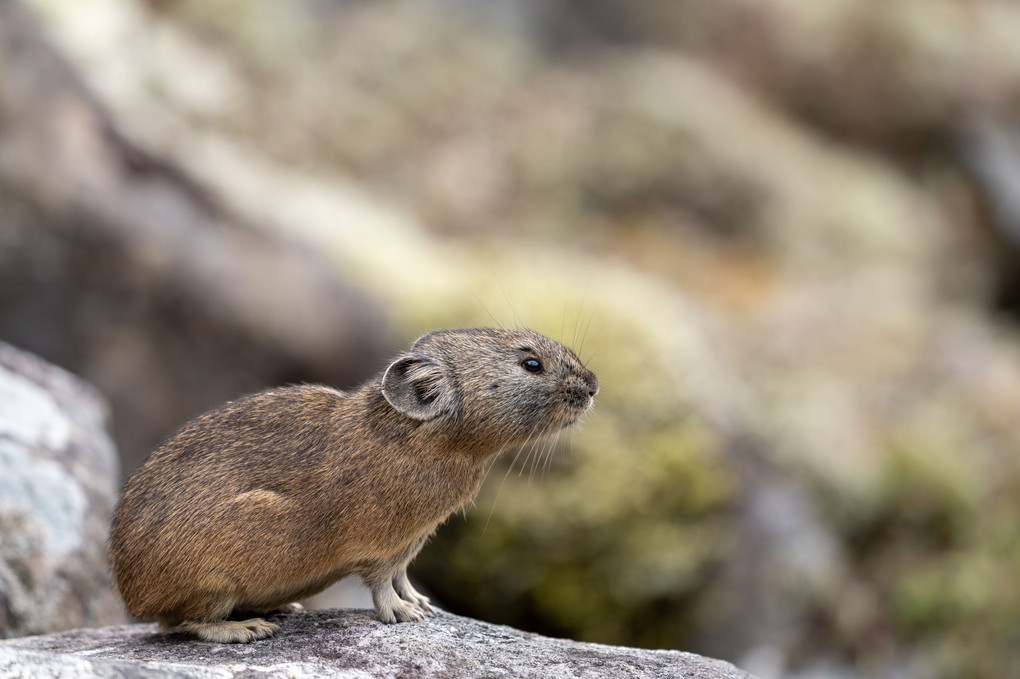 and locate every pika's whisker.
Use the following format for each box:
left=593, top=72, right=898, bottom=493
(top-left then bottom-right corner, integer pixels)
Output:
left=531, top=432, right=556, bottom=483
left=483, top=417, right=547, bottom=534
left=471, top=290, right=502, bottom=328
left=578, top=302, right=599, bottom=359
left=542, top=431, right=563, bottom=478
